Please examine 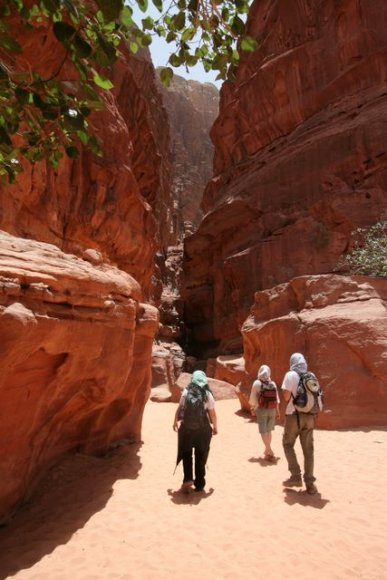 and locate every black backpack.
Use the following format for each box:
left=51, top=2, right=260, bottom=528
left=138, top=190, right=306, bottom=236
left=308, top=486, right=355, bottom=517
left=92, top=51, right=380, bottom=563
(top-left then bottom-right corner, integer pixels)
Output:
left=182, top=384, right=209, bottom=429
left=293, top=371, right=324, bottom=414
